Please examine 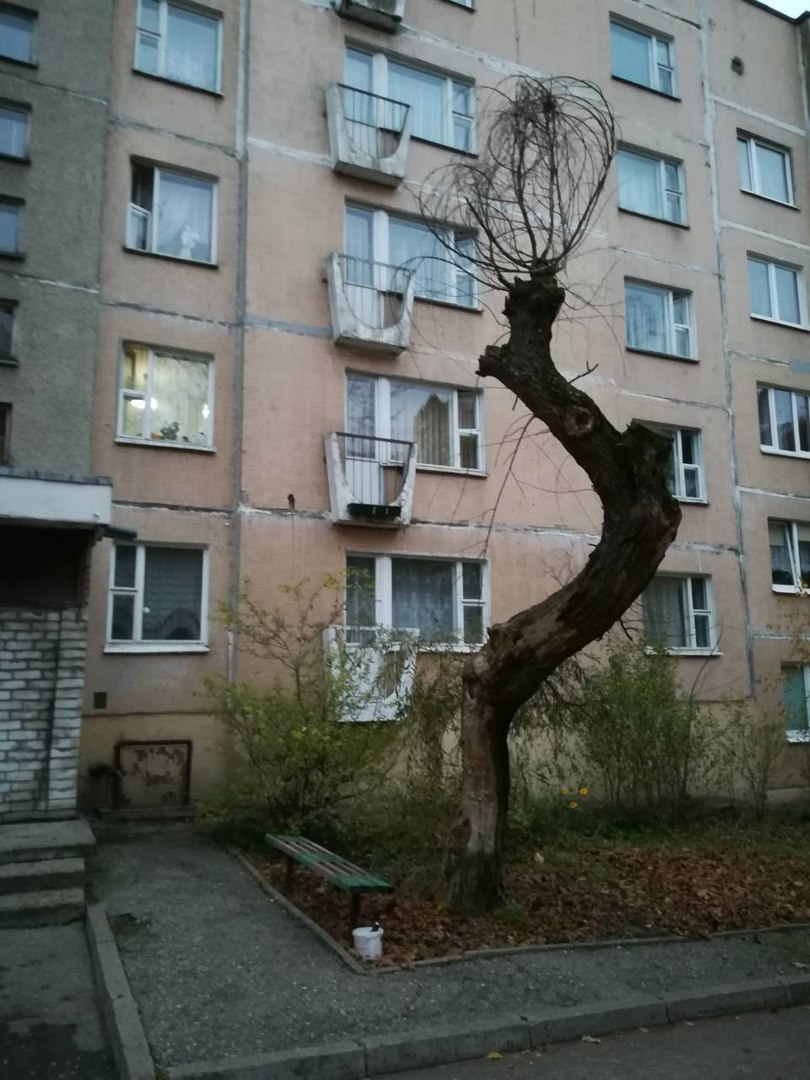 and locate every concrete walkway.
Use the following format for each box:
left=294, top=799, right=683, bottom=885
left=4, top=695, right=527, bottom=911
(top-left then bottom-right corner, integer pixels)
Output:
left=90, top=823, right=810, bottom=1074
